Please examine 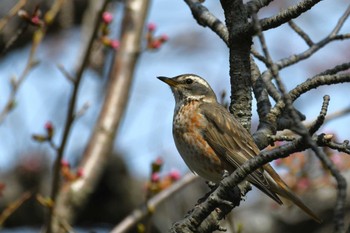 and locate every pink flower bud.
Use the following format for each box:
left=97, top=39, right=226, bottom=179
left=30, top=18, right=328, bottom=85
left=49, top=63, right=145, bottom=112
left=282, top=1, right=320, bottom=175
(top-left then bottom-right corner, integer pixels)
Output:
left=44, top=121, right=54, bottom=138
left=155, top=157, right=163, bottom=166
left=160, top=34, right=169, bottom=42
left=77, top=168, right=84, bottom=177
left=61, top=160, right=70, bottom=167
left=31, top=16, right=40, bottom=25
left=102, top=12, right=113, bottom=24
left=151, top=172, right=160, bottom=182
left=147, top=22, right=156, bottom=31
left=151, top=40, right=162, bottom=49
left=169, top=169, right=181, bottom=181
left=44, top=121, right=53, bottom=130
left=110, top=40, right=120, bottom=49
